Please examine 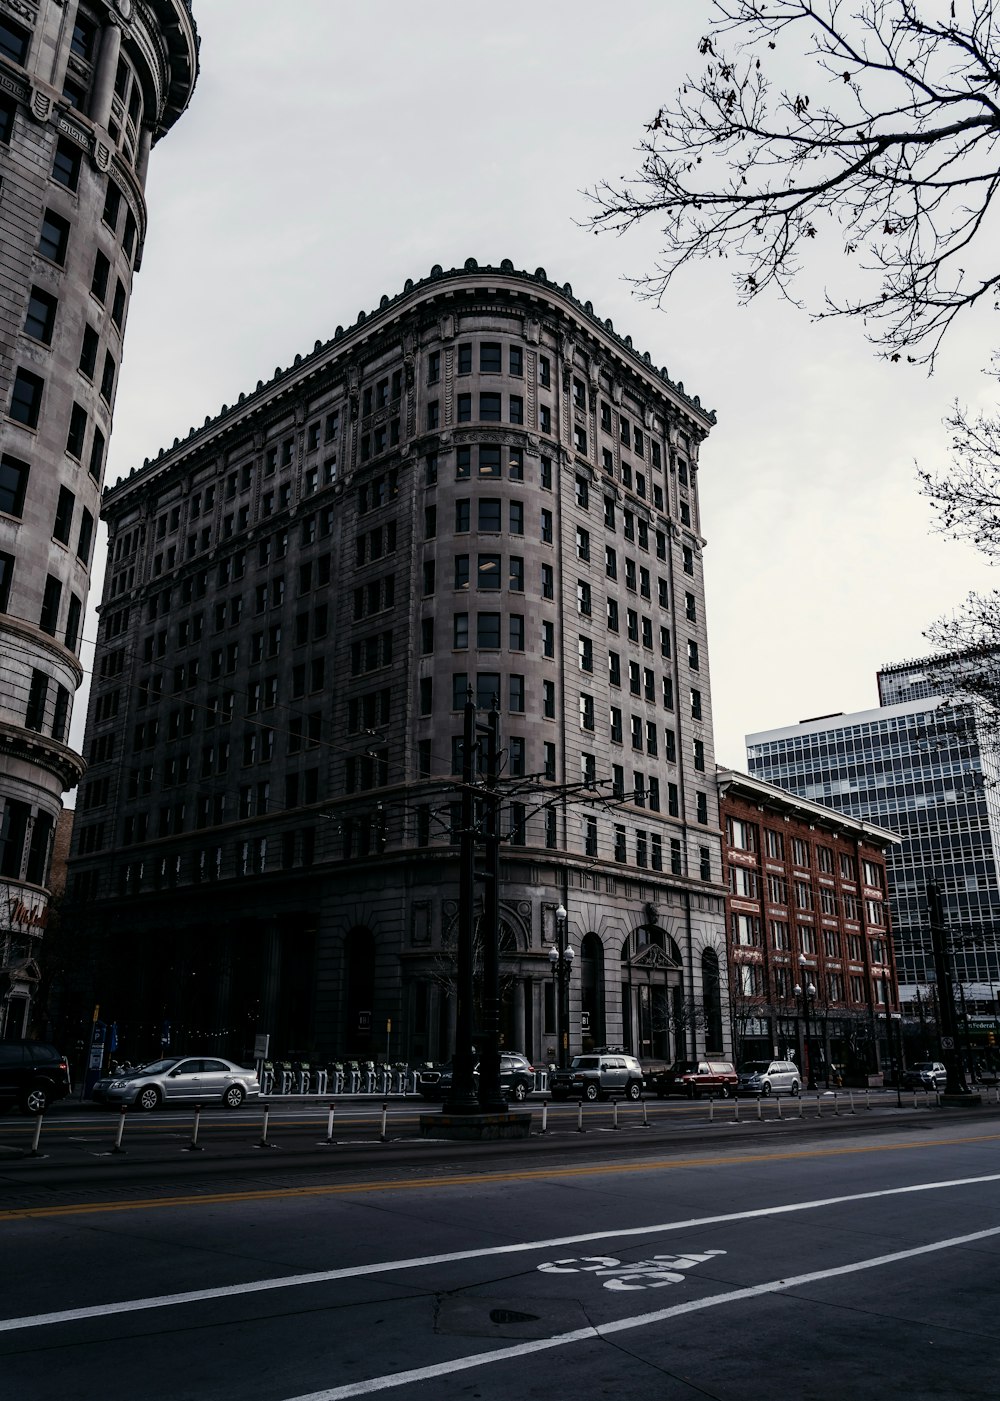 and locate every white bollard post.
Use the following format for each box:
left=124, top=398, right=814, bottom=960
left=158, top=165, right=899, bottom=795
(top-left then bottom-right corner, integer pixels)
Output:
left=756, top=1097, right=762, bottom=1121
left=612, top=1100, right=620, bottom=1130
left=577, top=1100, right=585, bottom=1133
left=734, top=1098, right=740, bottom=1123
left=816, top=1093, right=822, bottom=1117
left=29, top=1110, right=44, bottom=1157
left=709, top=1096, right=714, bottom=1124
left=541, top=1101, right=548, bottom=1134
left=641, top=1098, right=649, bottom=1128
left=776, top=1096, right=782, bottom=1120
left=834, top=1093, right=840, bottom=1117
left=380, top=1102, right=388, bottom=1142
left=112, top=1103, right=127, bottom=1154
left=798, top=1094, right=803, bottom=1119
left=325, top=1102, right=336, bottom=1145
left=258, top=1101, right=272, bottom=1149
left=185, top=1103, right=203, bottom=1152
left=849, top=1089, right=855, bottom=1114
